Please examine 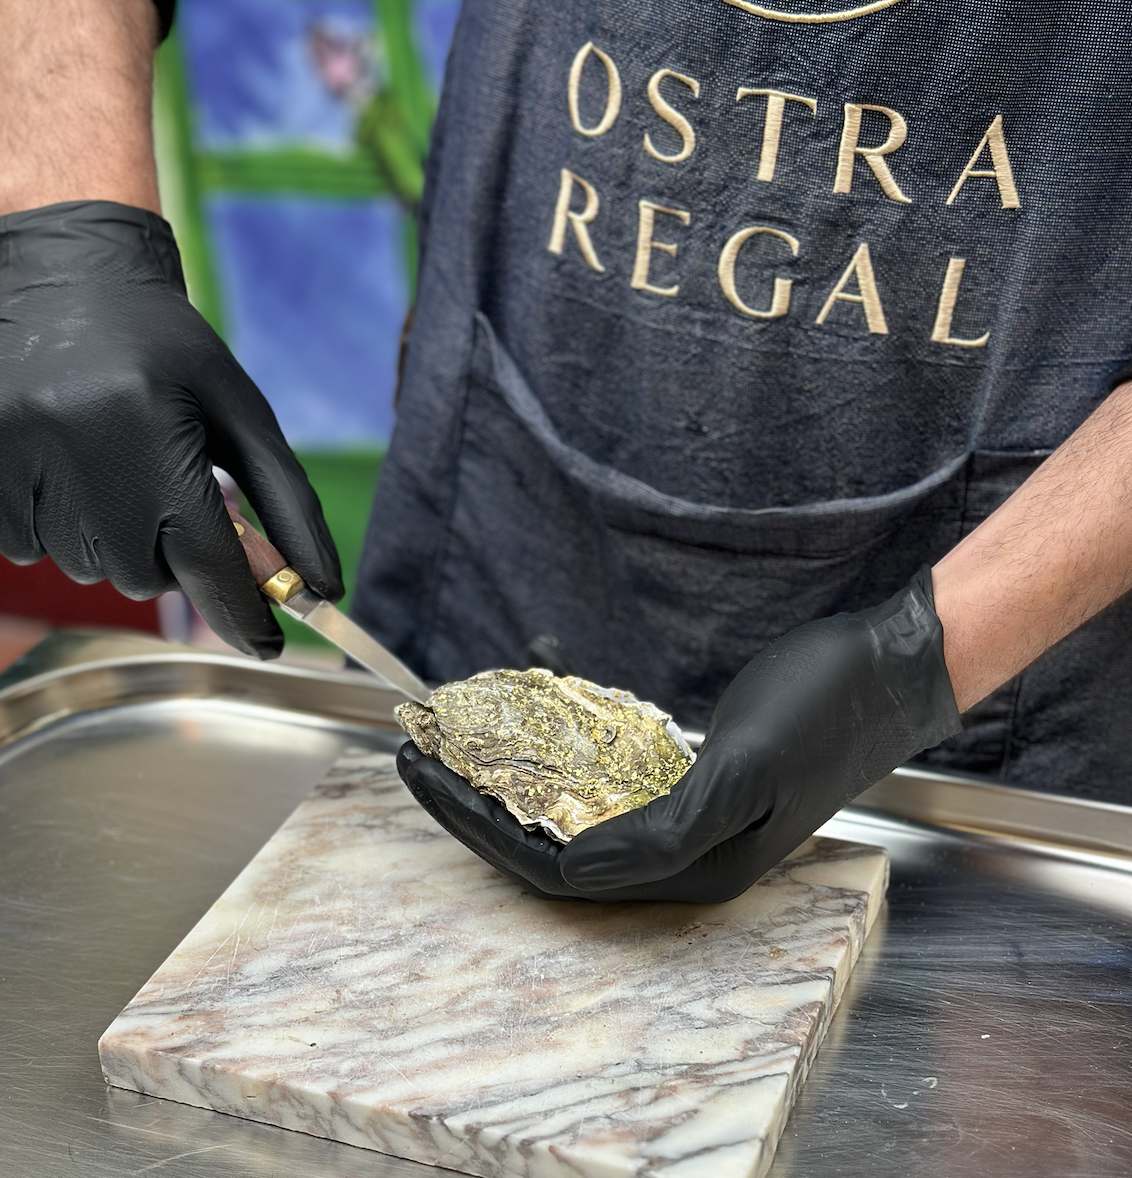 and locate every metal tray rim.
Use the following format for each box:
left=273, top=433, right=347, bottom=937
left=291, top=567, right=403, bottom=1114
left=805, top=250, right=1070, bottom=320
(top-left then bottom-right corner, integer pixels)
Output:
left=3, top=632, right=1130, bottom=865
